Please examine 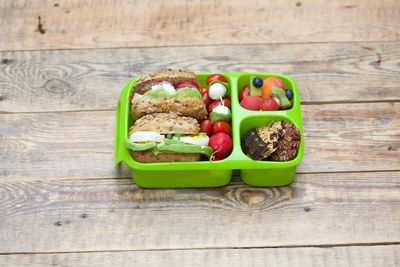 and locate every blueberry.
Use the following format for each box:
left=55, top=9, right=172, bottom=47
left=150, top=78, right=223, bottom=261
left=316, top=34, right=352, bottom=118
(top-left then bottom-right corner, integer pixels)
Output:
left=285, top=89, right=294, bottom=100
left=252, top=76, right=263, bottom=88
